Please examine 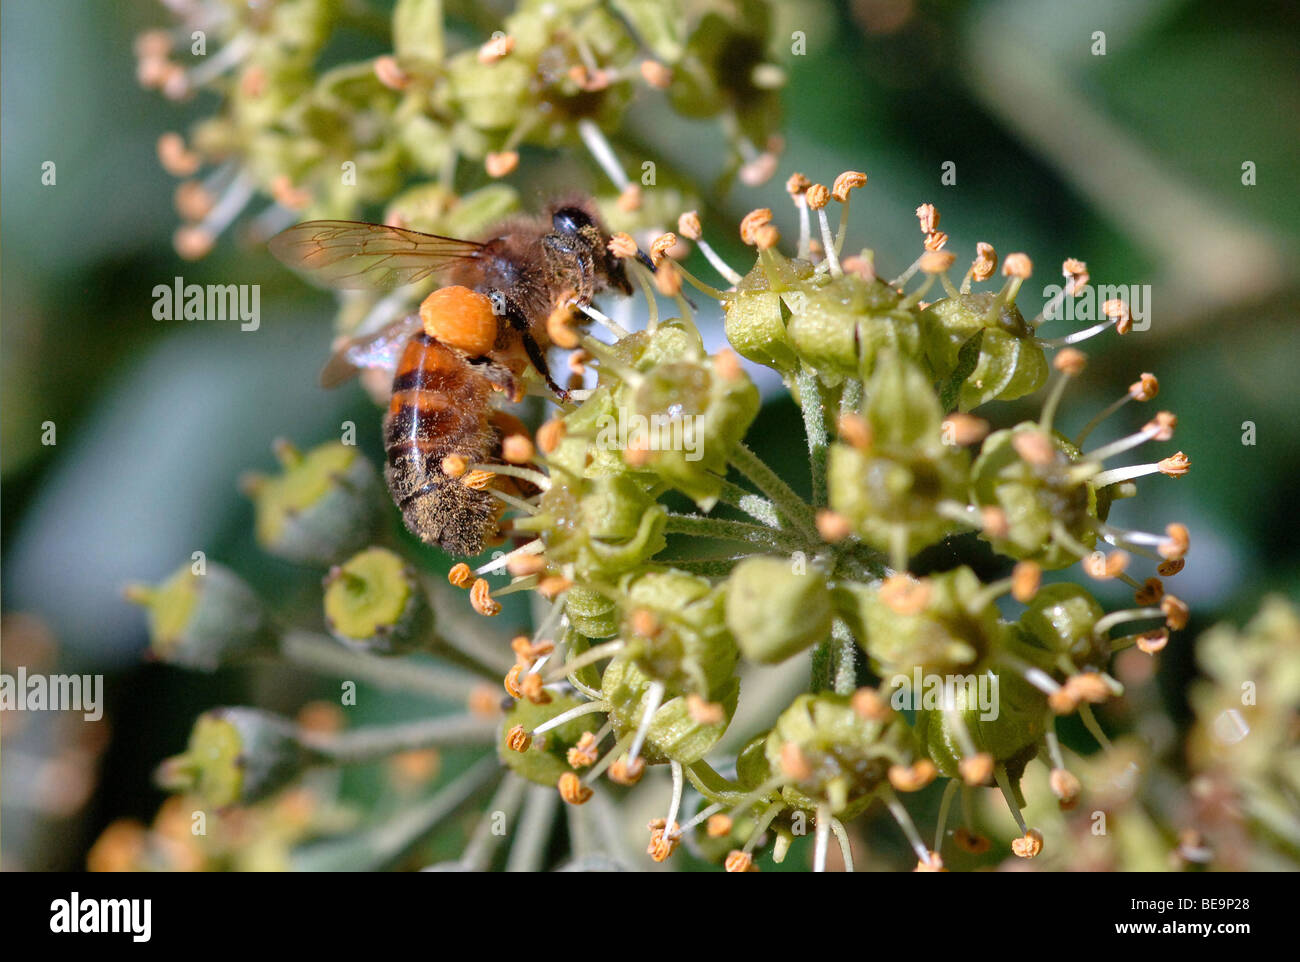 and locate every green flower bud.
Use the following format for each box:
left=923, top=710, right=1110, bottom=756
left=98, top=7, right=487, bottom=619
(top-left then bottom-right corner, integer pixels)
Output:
left=445, top=52, right=532, bottom=132
left=602, top=656, right=738, bottom=765
left=564, top=587, right=621, bottom=639
left=727, top=556, right=832, bottom=664
left=499, top=693, right=593, bottom=787
left=837, top=566, right=999, bottom=677
left=126, top=562, right=275, bottom=671
left=157, top=708, right=315, bottom=808
left=242, top=439, right=385, bottom=567
left=765, top=693, right=914, bottom=817
left=827, top=353, right=968, bottom=557
left=921, top=293, right=1048, bottom=411
left=618, top=568, right=737, bottom=697
left=785, top=274, right=923, bottom=381
left=911, top=649, right=1049, bottom=779
left=1017, top=582, right=1108, bottom=670
left=611, top=322, right=760, bottom=511
left=970, top=422, right=1098, bottom=568
left=532, top=474, right=668, bottom=582
left=322, top=547, right=433, bottom=655
left=721, top=257, right=815, bottom=373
